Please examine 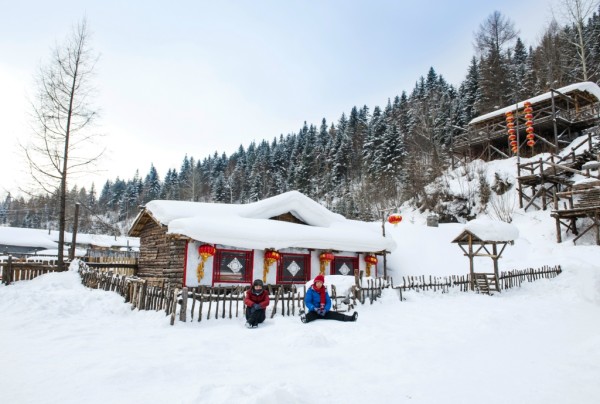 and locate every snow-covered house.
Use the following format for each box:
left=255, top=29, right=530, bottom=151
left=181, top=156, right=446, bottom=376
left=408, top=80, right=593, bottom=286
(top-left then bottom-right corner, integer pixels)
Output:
left=128, top=191, right=396, bottom=287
